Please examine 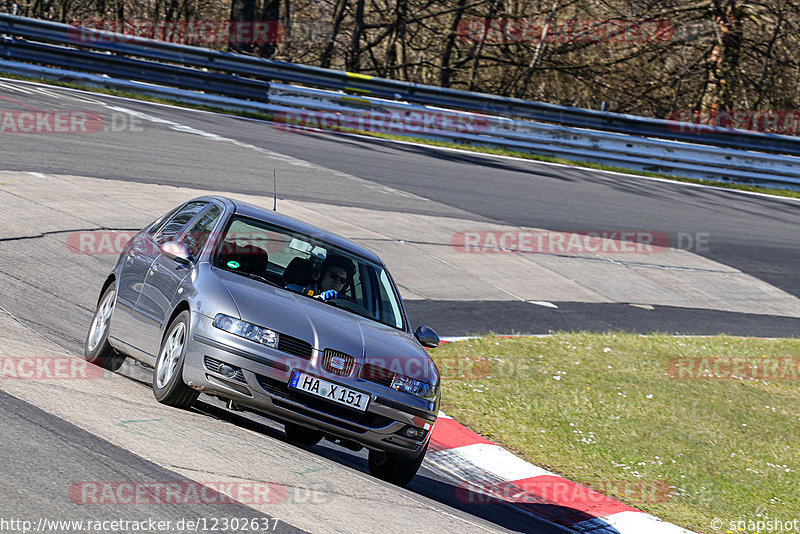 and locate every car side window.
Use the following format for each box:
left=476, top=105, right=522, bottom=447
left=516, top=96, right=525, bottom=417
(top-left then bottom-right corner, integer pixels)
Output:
left=147, top=207, right=179, bottom=238
left=377, top=269, right=403, bottom=329
left=154, top=201, right=207, bottom=246
left=182, top=205, right=222, bottom=257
